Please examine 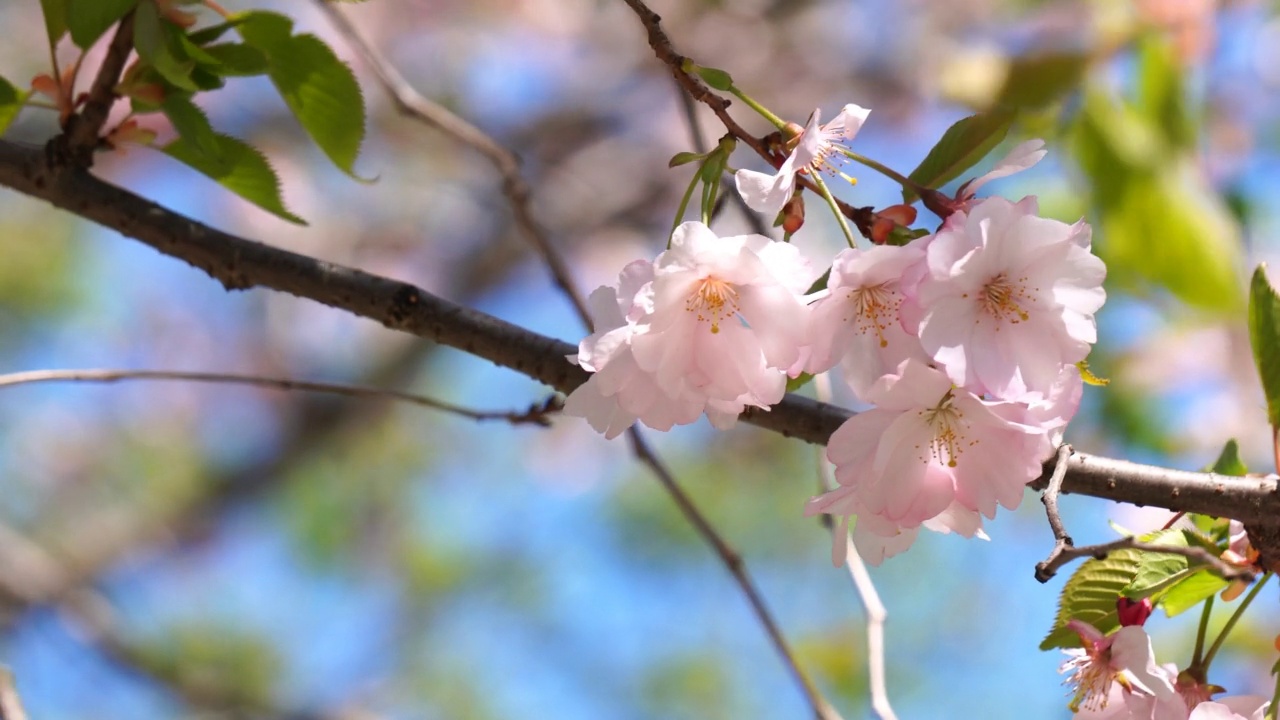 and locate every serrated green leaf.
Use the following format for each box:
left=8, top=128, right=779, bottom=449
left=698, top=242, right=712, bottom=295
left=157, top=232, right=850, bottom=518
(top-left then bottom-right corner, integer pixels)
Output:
left=162, top=94, right=220, bottom=161
left=238, top=11, right=366, bottom=177
left=200, top=43, right=269, bottom=76
left=1210, top=439, right=1248, bottom=477
left=0, top=75, right=27, bottom=137
left=1040, top=546, right=1143, bottom=650
left=1251, top=264, right=1280, bottom=430
left=902, top=111, right=1015, bottom=203
left=40, top=0, right=69, bottom=45
left=67, top=0, right=136, bottom=49
left=1158, top=570, right=1229, bottom=617
left=133, top=1, right=198, bottom=92
left=1123, top=530, right=1192, bottom=597
left=994, top=52, right=1090, bottom=110
left=162, top=132, right=306, bottom=225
